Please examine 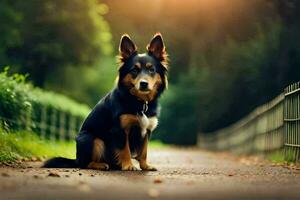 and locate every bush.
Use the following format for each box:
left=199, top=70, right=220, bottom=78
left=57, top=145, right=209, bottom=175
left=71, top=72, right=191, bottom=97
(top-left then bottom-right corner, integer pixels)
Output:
left=155, top=70, right=200, bottom=145
left=0, top=67, right=90, bottom=133
left=0, top=68, right=32, bottom=130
